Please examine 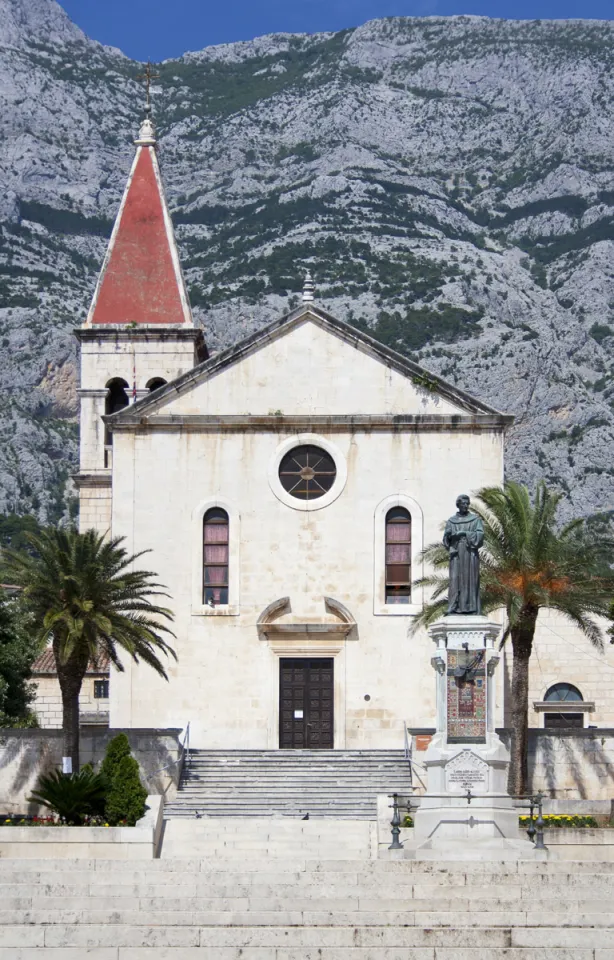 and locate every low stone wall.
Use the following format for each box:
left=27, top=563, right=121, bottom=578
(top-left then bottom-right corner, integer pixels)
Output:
left=412, top=727, right=614, bottom=800
left=544, top=827, right=614, bottom=861
left=0, top=795, right=164, bottom=859
left=527, top=729, right=614, bottom=800
left=0, top=728, right=183, bottom=813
